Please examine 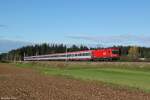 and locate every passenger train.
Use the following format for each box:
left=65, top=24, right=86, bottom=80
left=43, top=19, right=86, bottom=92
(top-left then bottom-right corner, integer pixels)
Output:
left=24, top=48, right=120, bottom=61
